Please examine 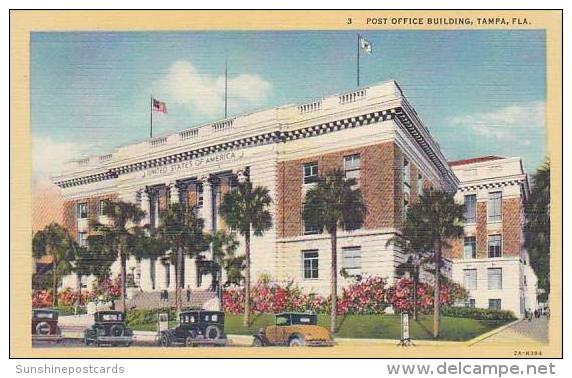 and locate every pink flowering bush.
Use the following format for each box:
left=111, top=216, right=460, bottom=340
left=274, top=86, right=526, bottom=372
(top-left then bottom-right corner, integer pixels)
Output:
left=92, top=277, right=121, bottom=300
left=32, top=290, right=53, bottom=308
left=337, top=276, right=388, bottom=314
left=386, top=278, right=468, bottom=314
left=223, top=280, right=328, bottom=314
left=224, top=276, right=390, bottom=315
